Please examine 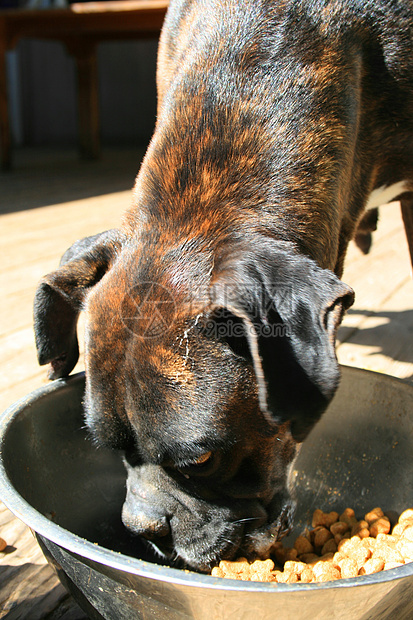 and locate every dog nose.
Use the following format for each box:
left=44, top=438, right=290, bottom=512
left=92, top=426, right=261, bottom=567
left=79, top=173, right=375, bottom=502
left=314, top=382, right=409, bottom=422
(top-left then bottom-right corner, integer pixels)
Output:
left=122, top=505, right=170, bottom=539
